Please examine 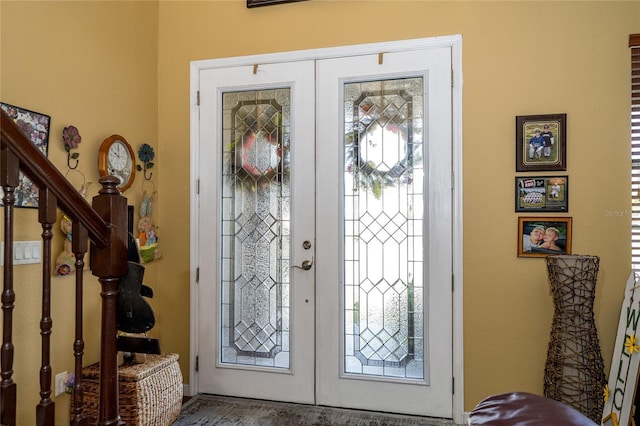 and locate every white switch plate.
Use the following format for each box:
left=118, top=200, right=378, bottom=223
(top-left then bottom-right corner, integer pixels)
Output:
left=0, top=241, right=42, bottom=266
